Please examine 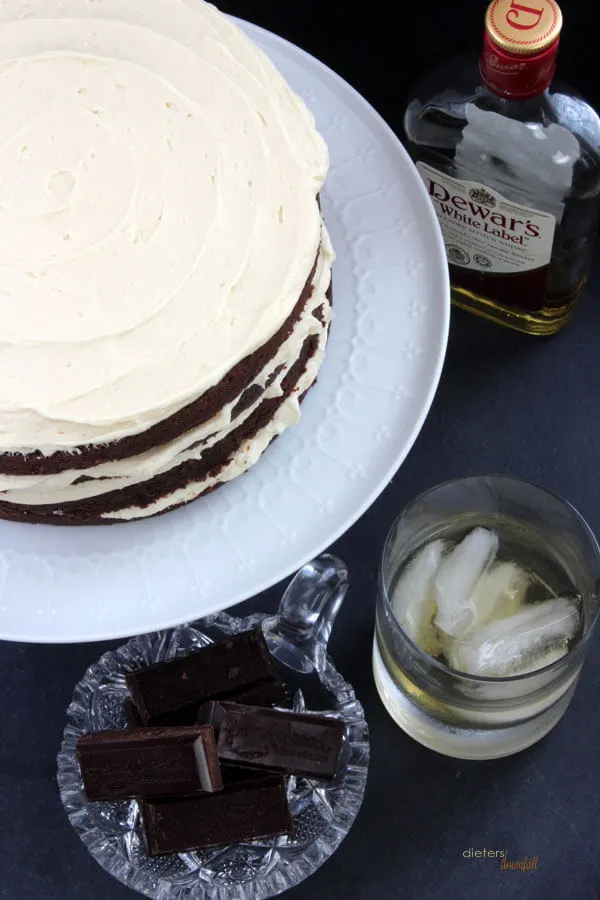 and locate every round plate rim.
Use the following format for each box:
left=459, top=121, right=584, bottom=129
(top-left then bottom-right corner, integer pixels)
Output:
left=0, top=17, right=450, bottom=644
